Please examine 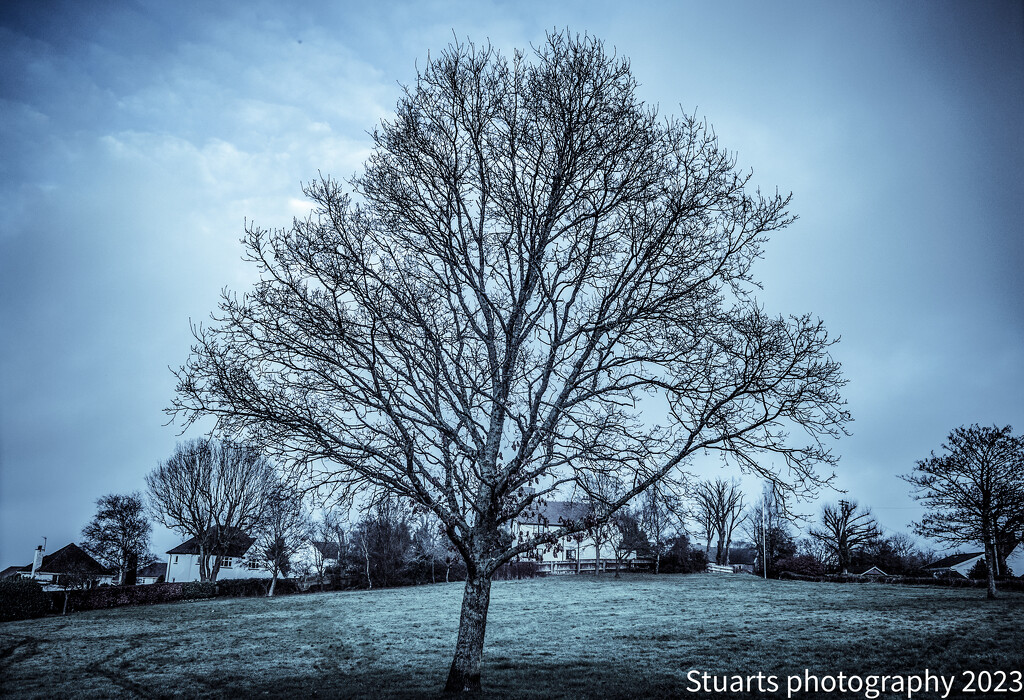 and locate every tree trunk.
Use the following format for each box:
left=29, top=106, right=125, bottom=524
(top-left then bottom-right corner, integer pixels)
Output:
left=985, top=539, right=998, bottom=599
left=444, top=574, right=492, bottom=693
left=268, top=572, right=278, bottom=597
left=198, top=546, right=210, bottom=581
left=655, top=550, right=661, bottom=575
